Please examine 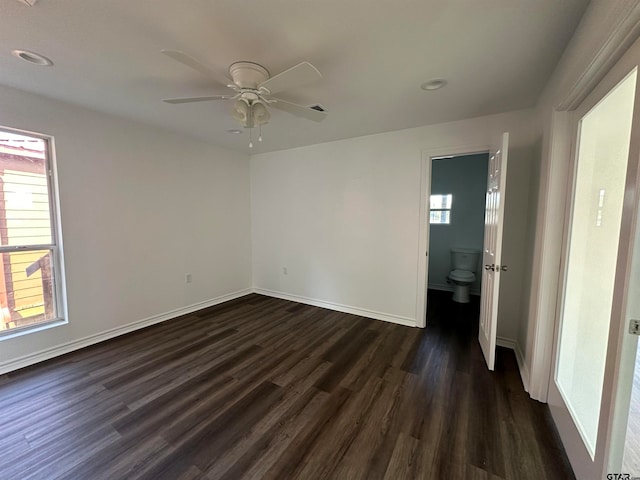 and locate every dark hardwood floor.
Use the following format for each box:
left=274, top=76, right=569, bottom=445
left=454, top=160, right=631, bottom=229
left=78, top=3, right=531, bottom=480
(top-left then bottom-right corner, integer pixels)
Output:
left=0, top=292, right=574, bottom=480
